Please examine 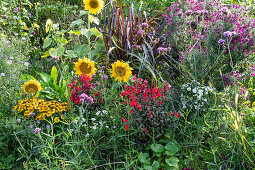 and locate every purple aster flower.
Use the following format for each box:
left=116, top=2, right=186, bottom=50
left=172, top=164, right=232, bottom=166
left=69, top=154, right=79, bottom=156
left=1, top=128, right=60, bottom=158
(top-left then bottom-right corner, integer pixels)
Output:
left=34, top=128, right=41, bottom=134
left=137, top=29, right=144, bottom=35
left=37, top=120, right=40, bottom=124
left=30, top=112, right=35, bottom=116
left=28, top=13, right=31, bottom=17
left=223, top=31, right=232, bottom=37
left=46, top=125, right=50, bottom=129
left=30, top=125, right=33, bottom=128
left=1, top=73, right=5, bottom=76
left=218, top=39, right=225, bottom=45
left=24, top=62, right=29, bottom=66
left=103, top=75, right=108, bottom=80
left=141, top=23, right=149, bottom=27
left=17, top=119, right=21, bottom=123
left=7, top=60, right=12, bottom=65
